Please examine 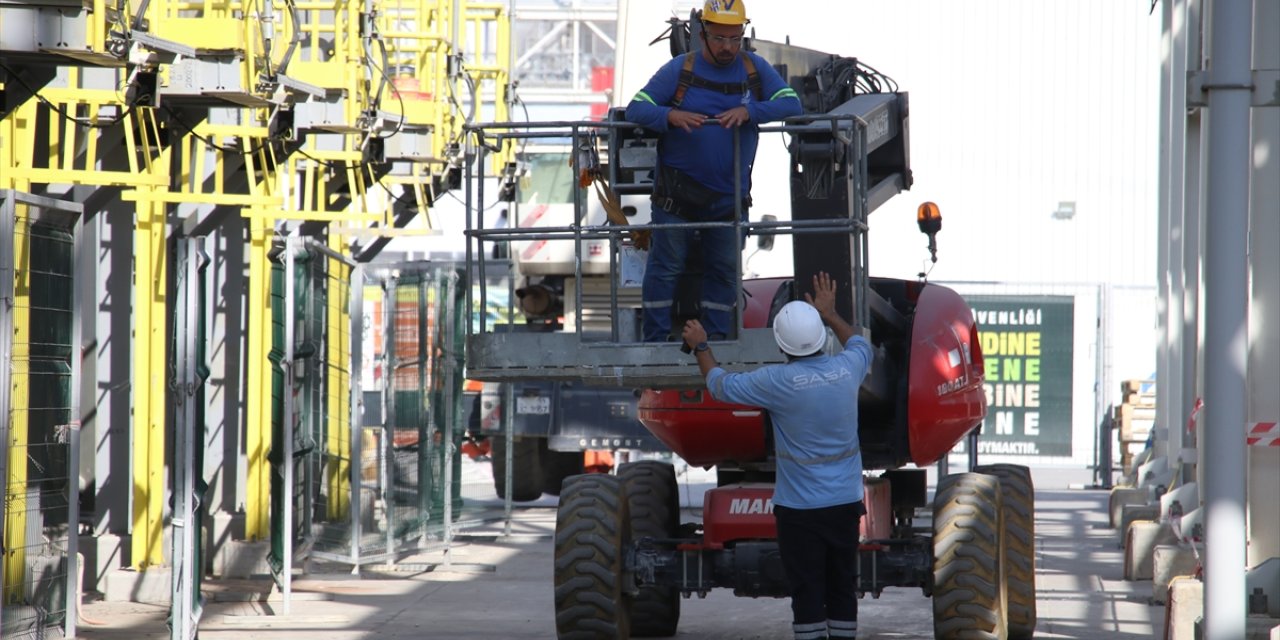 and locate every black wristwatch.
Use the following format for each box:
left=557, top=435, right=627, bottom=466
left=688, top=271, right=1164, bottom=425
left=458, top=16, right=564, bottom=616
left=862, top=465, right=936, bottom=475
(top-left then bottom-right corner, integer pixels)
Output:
left=693, top=342, right=710, bottom=354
